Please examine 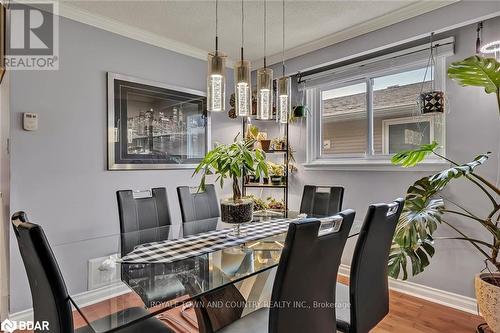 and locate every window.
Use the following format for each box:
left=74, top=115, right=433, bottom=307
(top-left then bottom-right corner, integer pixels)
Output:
left=382, top=115, right=434, bottom=154
left=305, top=43, right=450, bottom=169
left=321, top=81, right=367, bottom=157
